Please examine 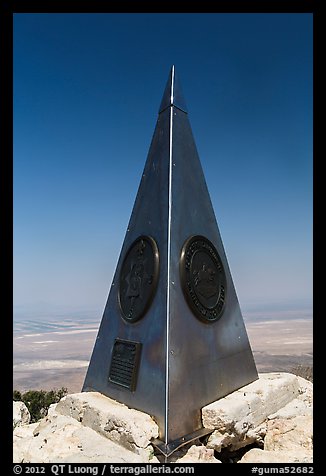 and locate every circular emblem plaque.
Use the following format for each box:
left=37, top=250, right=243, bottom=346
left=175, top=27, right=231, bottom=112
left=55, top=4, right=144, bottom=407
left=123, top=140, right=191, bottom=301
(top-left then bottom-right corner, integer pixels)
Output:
left=118, top=236, right=159, bottom=323
left=180, top=235, right=227, bottom=323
